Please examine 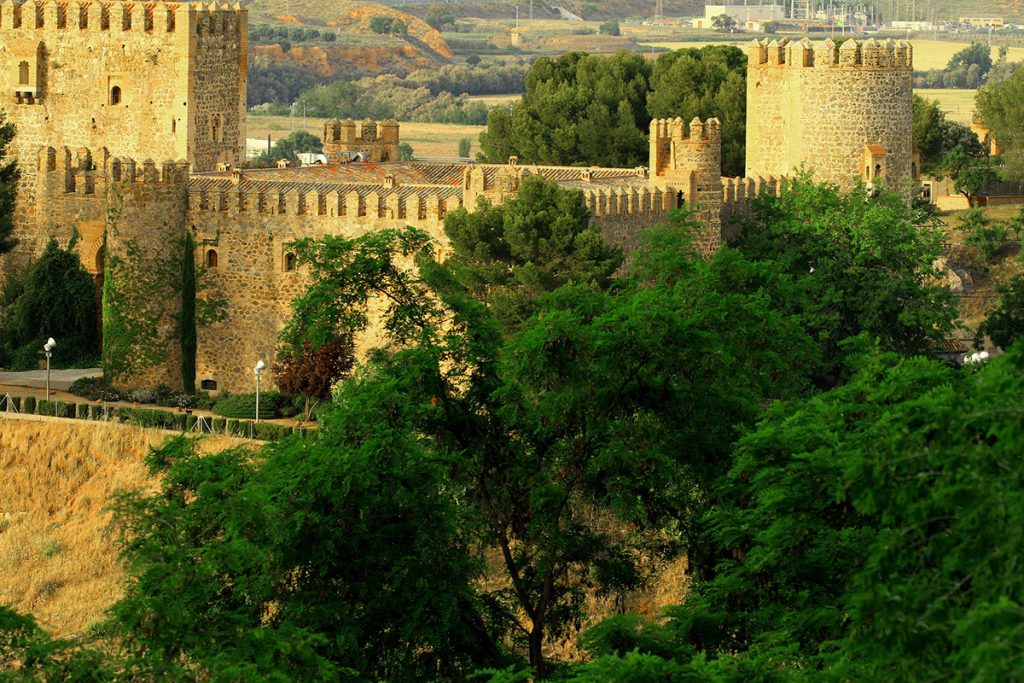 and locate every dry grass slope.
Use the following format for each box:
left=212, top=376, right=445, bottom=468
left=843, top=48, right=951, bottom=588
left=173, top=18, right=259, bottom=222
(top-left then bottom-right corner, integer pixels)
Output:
left=0, top=418, right=248, bottom=638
